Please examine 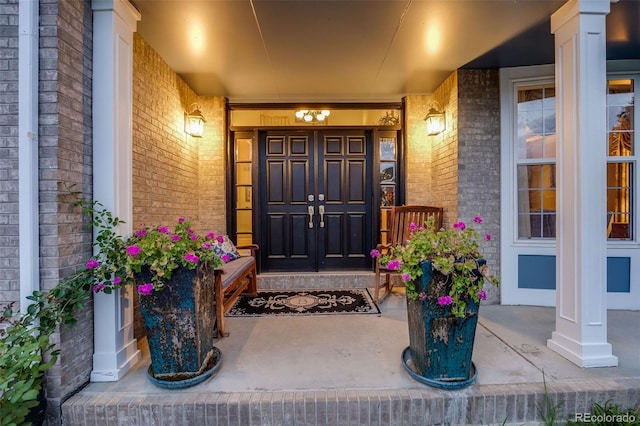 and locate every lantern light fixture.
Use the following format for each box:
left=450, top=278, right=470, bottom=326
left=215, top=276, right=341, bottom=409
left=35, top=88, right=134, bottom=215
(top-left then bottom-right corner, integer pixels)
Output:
left=424, top=102, right=445, bottom=136
left=184, top=104, right=206, bottom=138
left=295, top=109, right=331, bottom=123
